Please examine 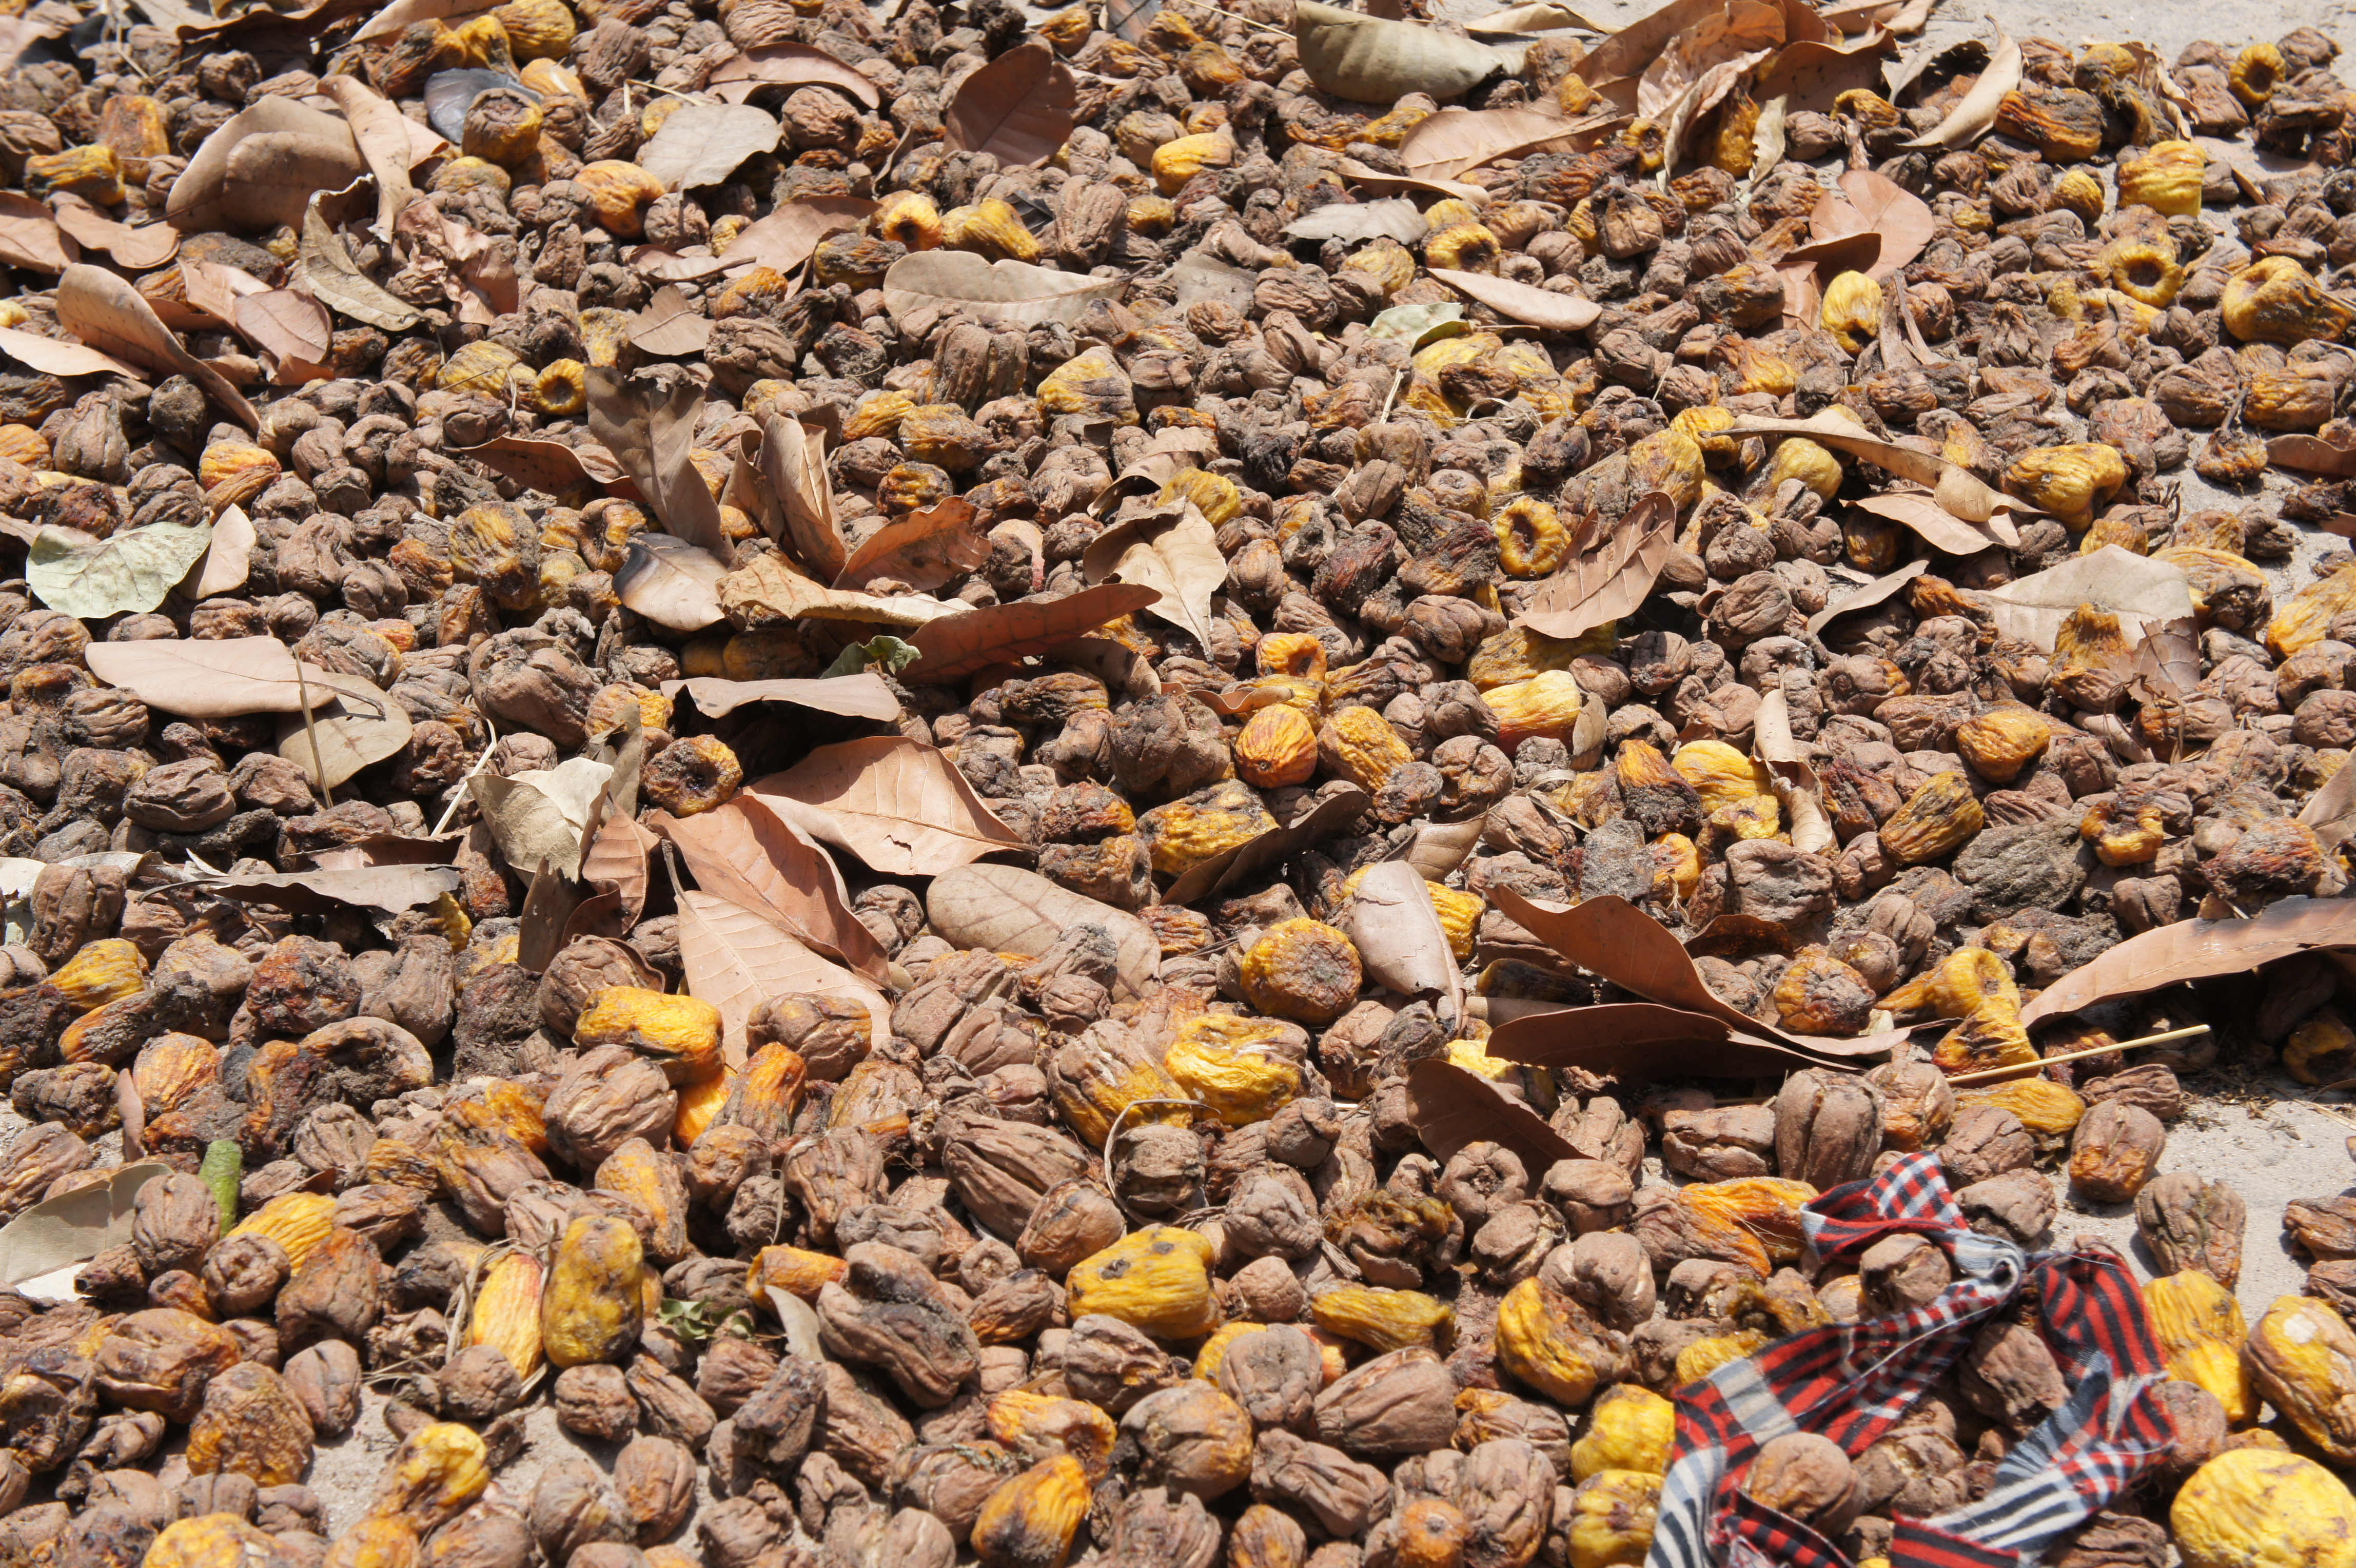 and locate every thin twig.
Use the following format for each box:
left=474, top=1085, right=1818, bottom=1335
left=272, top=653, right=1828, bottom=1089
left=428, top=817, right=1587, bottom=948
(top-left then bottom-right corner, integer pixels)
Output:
left=431, top=713, right=500, bottom=837
left=1191, top=1, right=1294, bottom=34
left=1377, top=367, right=1404, bottom=424
left=294, top=660, right=333, bottom=808
left=1101, top=1095, right=1206, bottom=1217
left=1943, top=1023, right=2212, bottom=1087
